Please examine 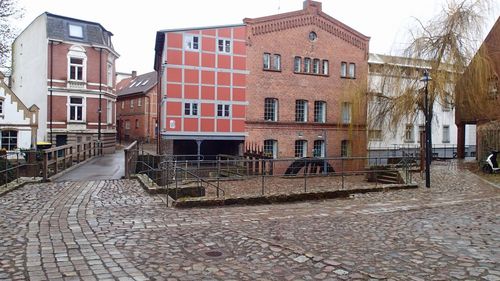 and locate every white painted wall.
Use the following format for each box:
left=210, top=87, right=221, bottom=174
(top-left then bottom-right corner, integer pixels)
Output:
left=11, top=14, right=48, bottom=142
left=0, top=87, right=33, bottom=149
